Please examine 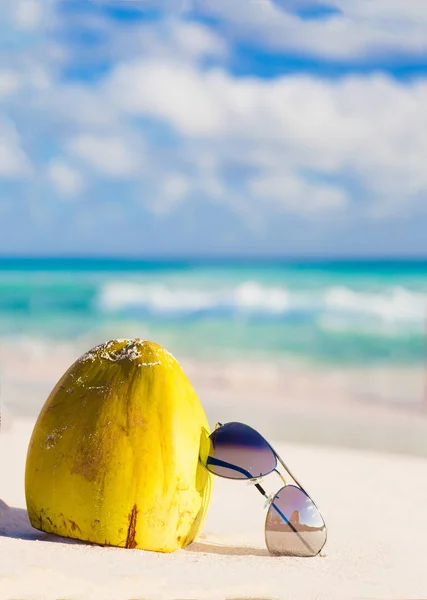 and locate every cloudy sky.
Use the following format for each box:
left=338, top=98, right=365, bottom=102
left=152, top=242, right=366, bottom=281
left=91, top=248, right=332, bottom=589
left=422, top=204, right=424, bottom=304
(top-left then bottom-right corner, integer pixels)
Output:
left=1, top=0, right=427, bottom=257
